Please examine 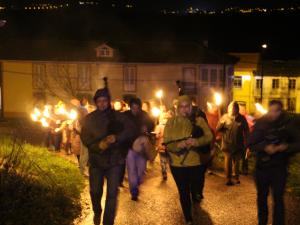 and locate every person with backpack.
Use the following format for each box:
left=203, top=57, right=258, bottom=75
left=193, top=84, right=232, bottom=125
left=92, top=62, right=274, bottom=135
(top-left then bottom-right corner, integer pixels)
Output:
left=216, top=101, right=250, bottom=186
left=163, top=95, right=213, bottom=225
